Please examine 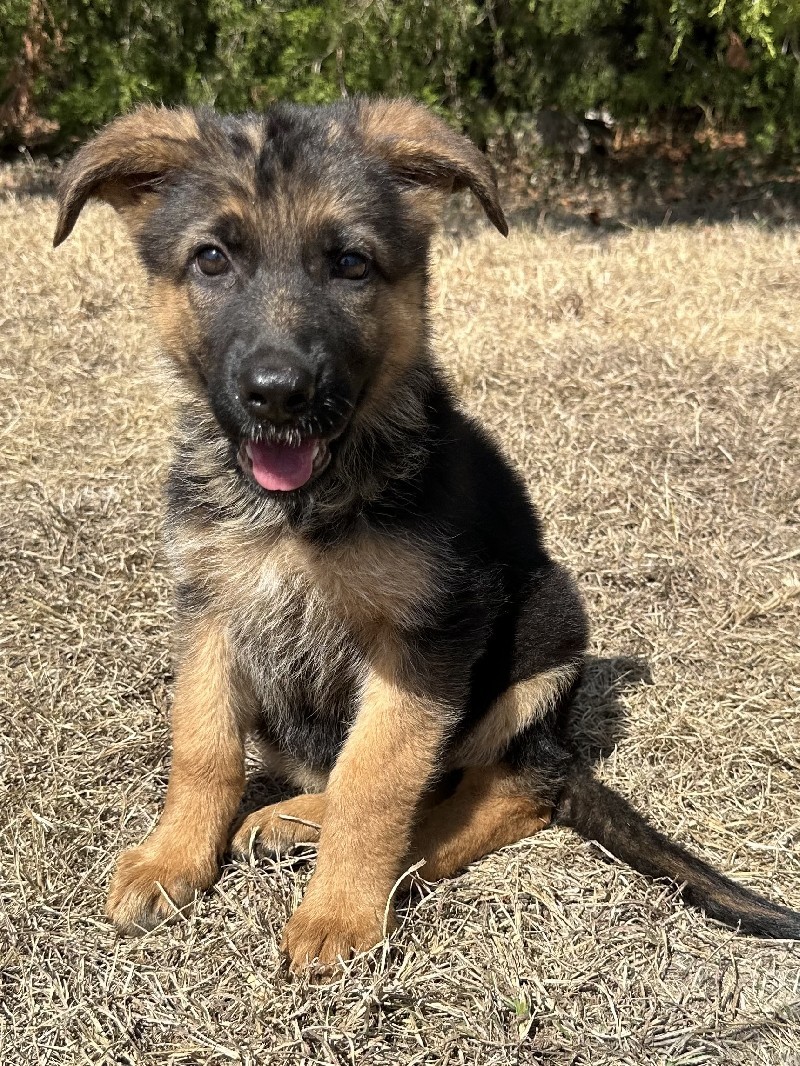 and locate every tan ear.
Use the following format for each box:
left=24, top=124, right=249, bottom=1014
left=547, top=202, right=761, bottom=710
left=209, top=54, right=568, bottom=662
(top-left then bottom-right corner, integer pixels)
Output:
left=358, top=98, right=507, bottom=236
left=53, top=106, right=201, bottom=247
